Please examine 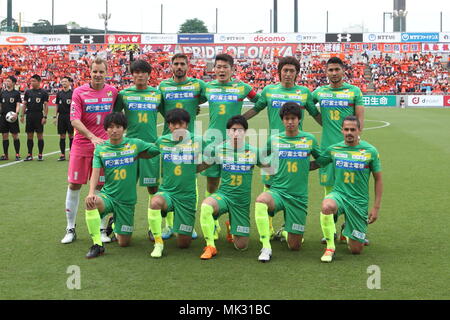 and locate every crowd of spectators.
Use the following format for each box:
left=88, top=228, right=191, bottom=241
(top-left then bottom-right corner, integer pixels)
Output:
left=369, top=52, right=449, bottom=94
left=0, top=46, right=448, bottom=94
